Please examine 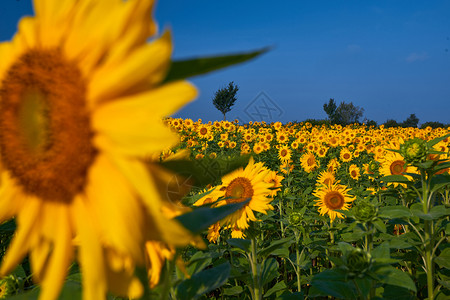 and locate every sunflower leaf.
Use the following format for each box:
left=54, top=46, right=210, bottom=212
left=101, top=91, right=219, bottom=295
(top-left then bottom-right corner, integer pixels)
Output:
left=163, top=47, right=270, bottom=82
left=175, top=200, right=249, bottom=235
left=380, top=175, right=412, bottom=184
left=159, top=155, right=250, bottom=190
left=175, top=262, right=231, bottom=300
